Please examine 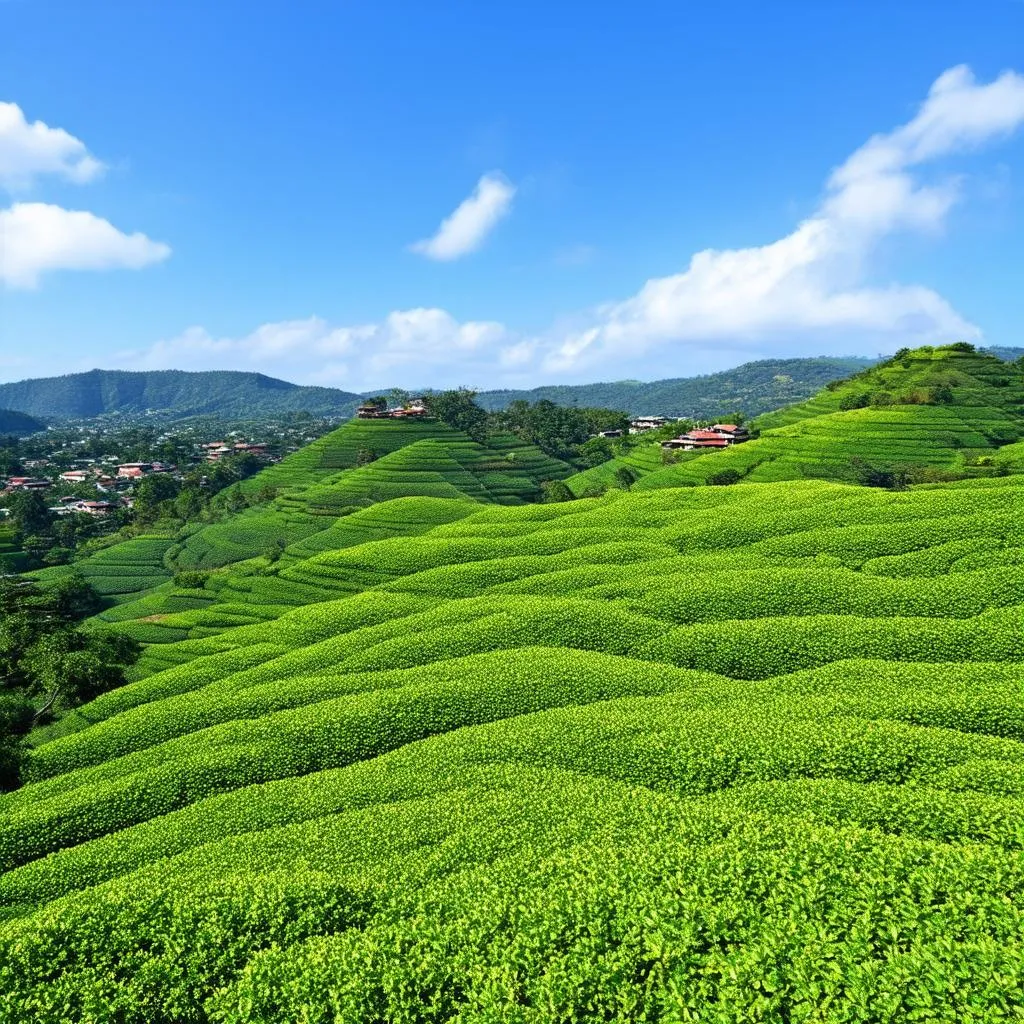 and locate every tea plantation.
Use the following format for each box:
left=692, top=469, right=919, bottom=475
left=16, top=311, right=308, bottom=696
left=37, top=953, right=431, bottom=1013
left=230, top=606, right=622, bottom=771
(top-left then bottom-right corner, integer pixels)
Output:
left=1, top=468, right=1023, bottom=1021
left=568, top=345, right=1024, bottom=492
left=4, top=346, right=1024, bottom=1022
